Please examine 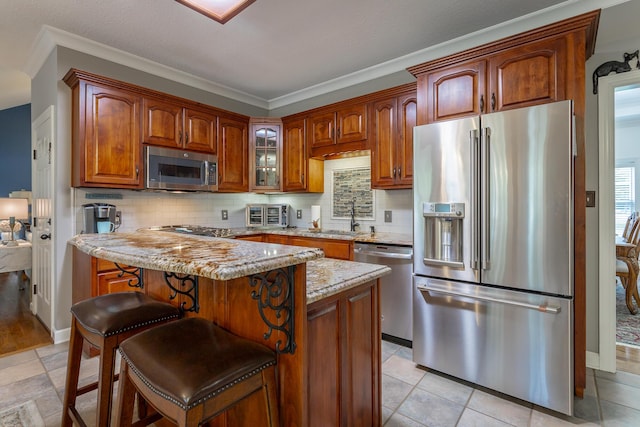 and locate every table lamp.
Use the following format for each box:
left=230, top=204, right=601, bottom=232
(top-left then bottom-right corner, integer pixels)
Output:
left=0, top=198, right=29, bottom=247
